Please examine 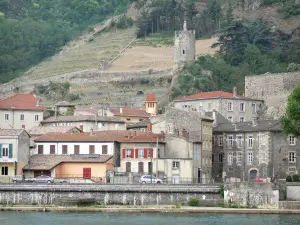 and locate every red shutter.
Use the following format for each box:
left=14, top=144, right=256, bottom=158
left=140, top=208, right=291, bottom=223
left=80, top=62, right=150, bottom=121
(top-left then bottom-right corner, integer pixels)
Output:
left=131, top=148, right=134, bottom=158
left=122, top=149, right=126, bottom=158
left=144, top=148, right=148, bottom=158
left=135, top=149, right=138, bottom=158
left=150, top=148, right=153, bottom=158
